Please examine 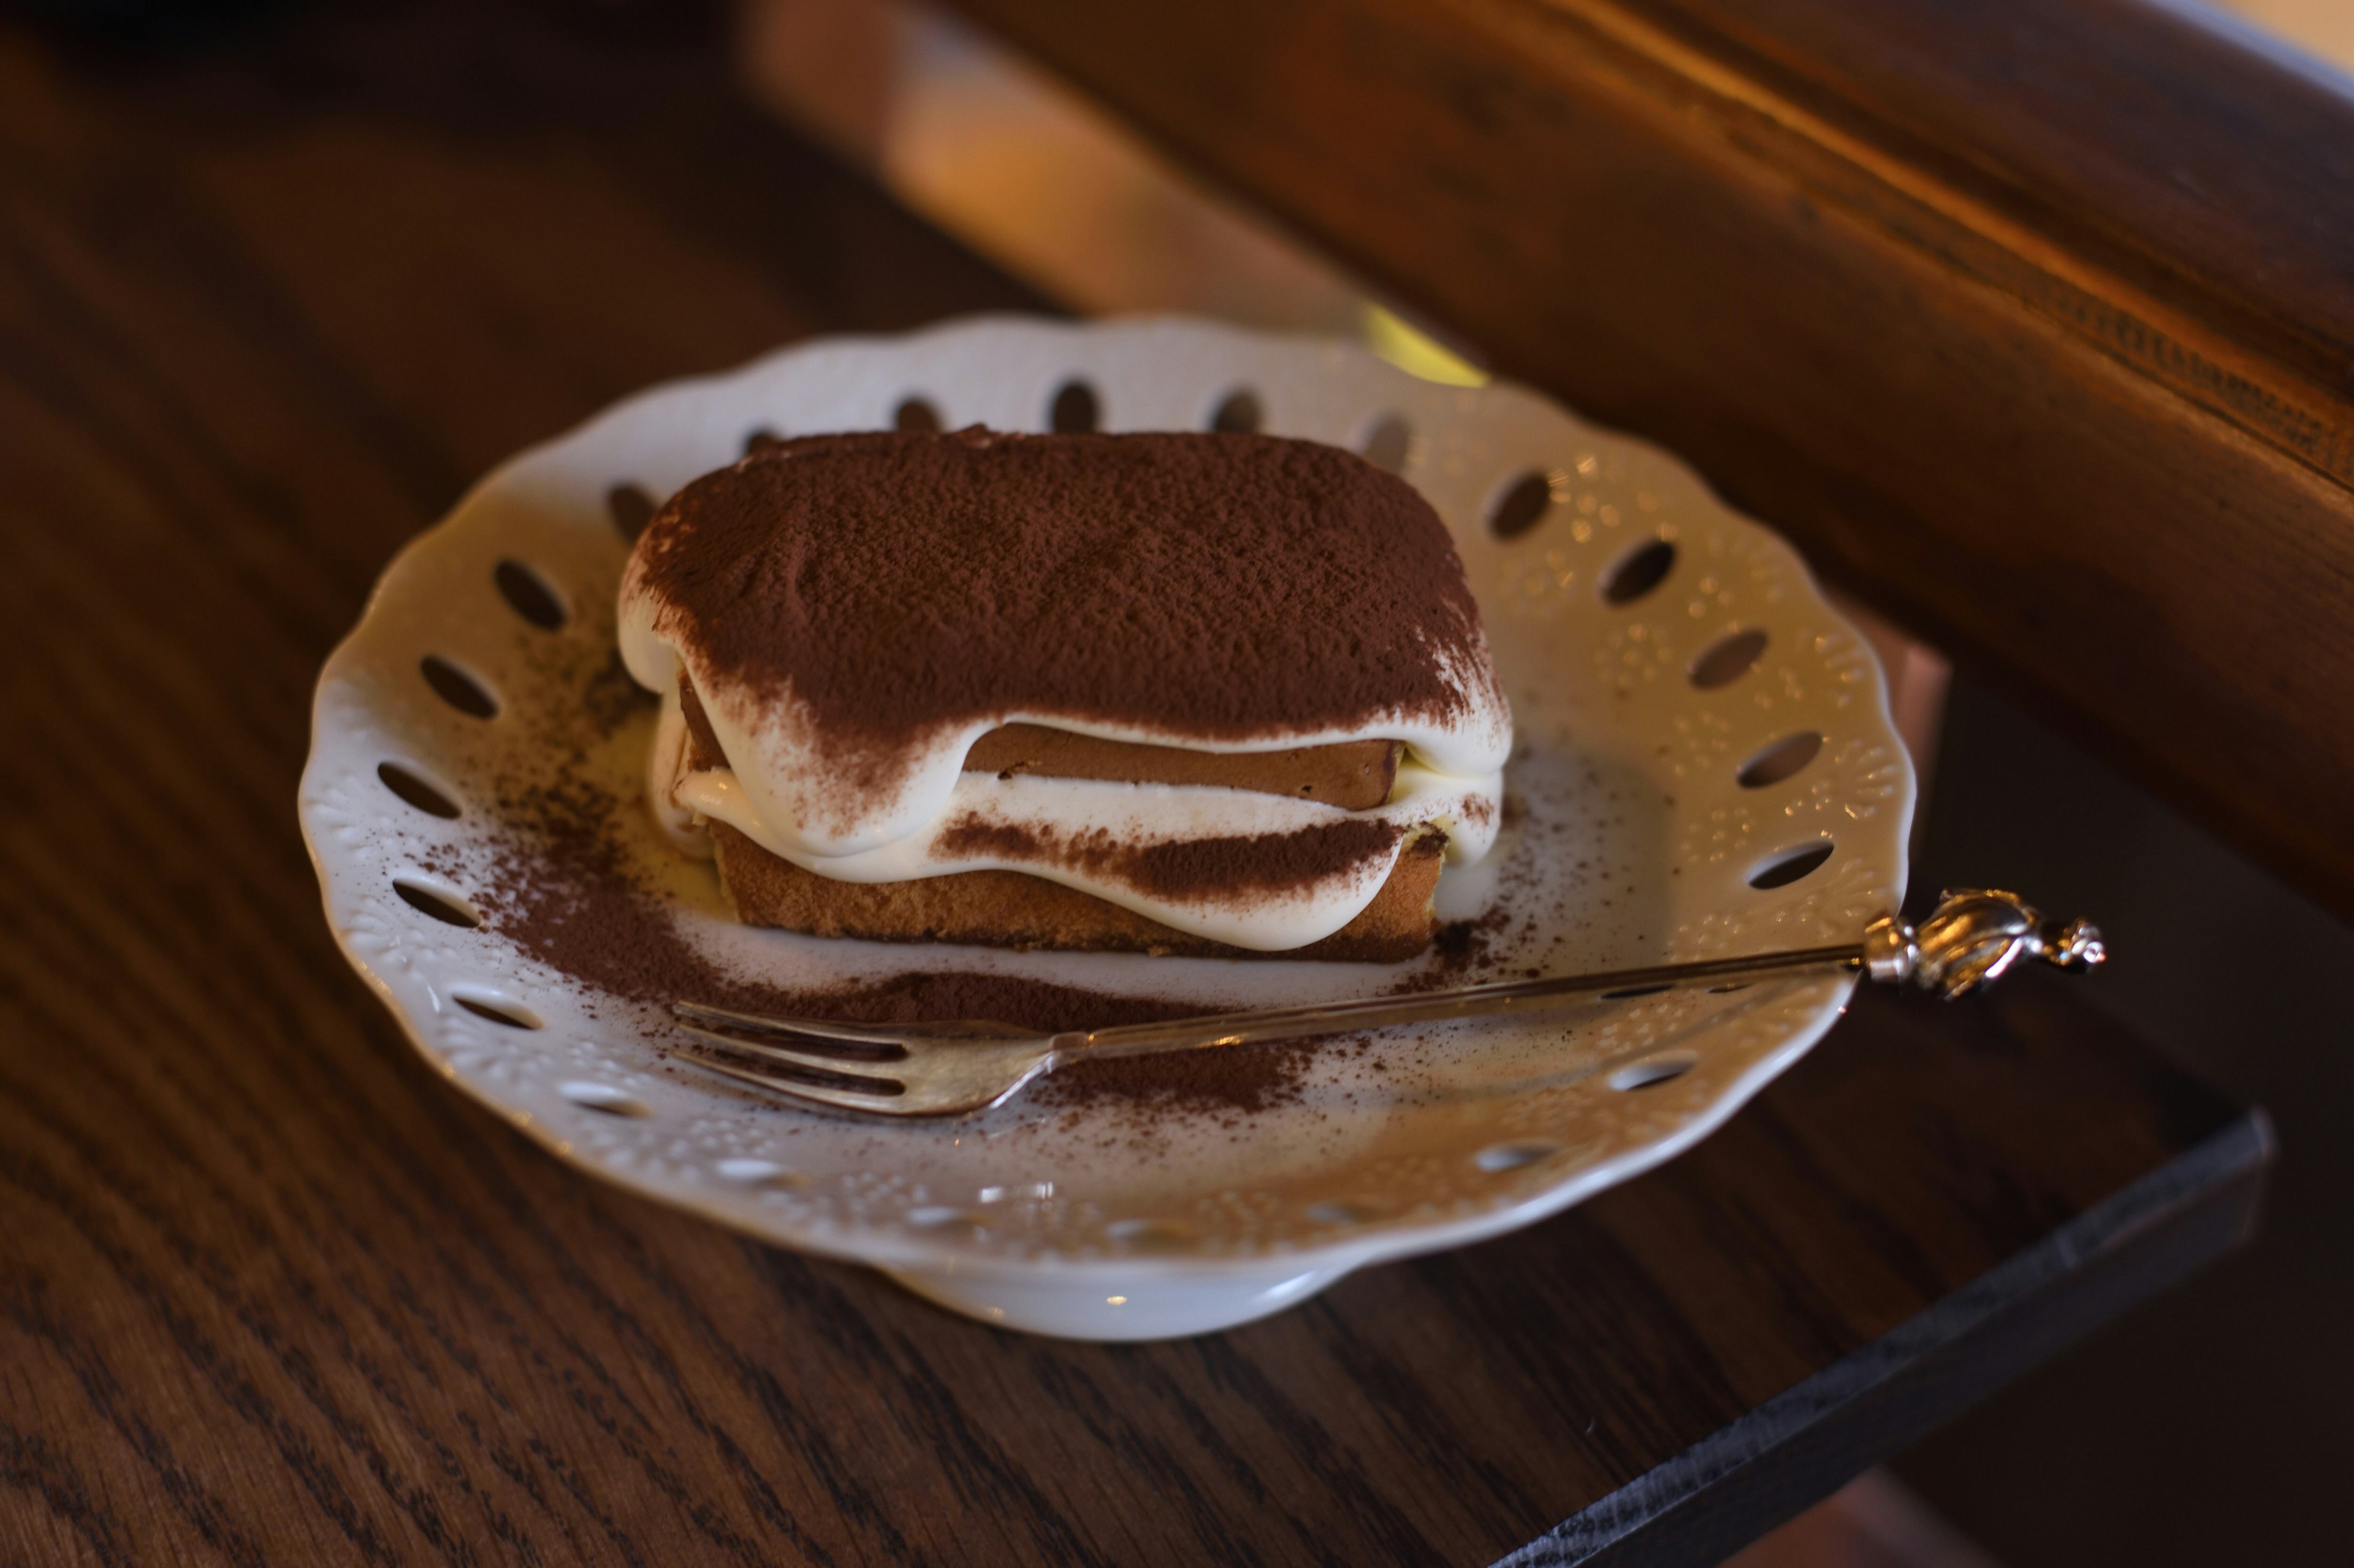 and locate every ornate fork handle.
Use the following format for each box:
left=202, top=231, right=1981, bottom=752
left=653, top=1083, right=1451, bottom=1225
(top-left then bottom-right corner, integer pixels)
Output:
left=1068, top=889, right=2104, bottom=1062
